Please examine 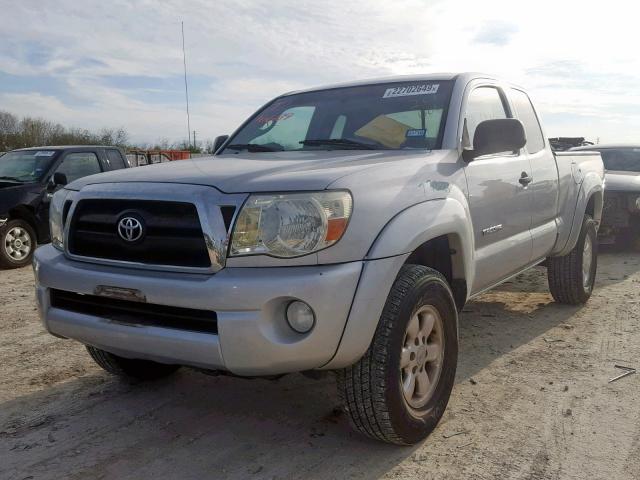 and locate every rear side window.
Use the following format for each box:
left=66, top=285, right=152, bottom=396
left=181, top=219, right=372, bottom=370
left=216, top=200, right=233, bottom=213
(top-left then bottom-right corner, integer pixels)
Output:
left=56, top=152, right=102, bottom=183
left=510, top=89, right=545, bottom=154
left=105, top=149, right=126, bottom=169
left=465, top=87, right=508, bottom=144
